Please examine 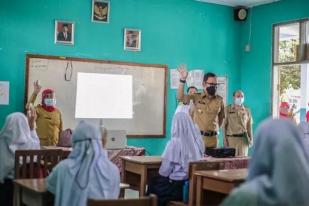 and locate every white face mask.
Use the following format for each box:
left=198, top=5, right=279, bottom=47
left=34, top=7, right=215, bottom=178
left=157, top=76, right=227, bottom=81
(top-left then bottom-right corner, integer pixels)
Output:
left=234, top=97, right=244, bottom=106
left=44, top=98, right=56, bottom=106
